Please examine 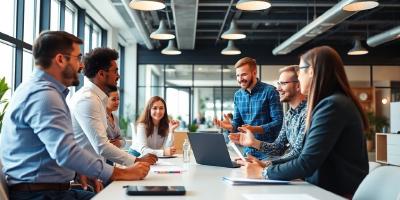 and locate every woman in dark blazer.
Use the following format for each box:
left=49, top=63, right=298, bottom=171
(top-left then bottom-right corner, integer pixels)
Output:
left=242, top=46, right=369, bottom=197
